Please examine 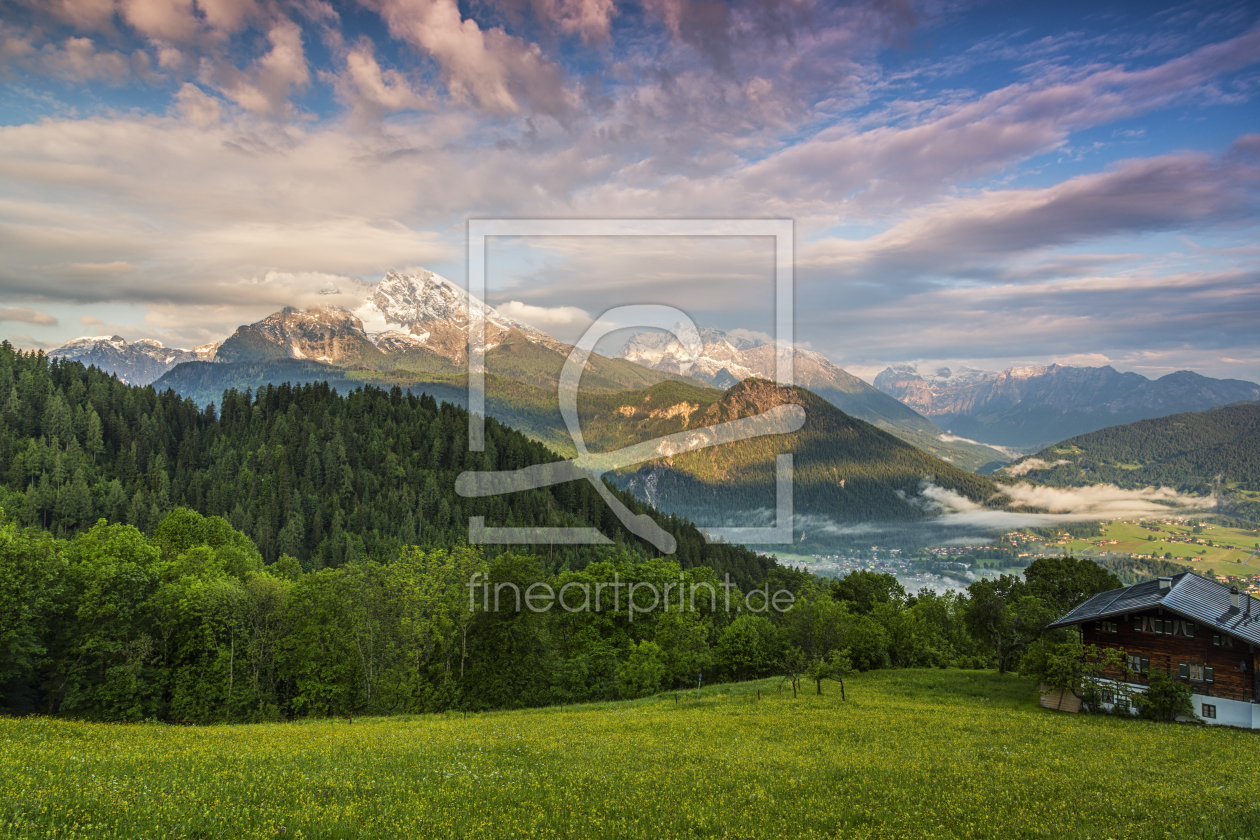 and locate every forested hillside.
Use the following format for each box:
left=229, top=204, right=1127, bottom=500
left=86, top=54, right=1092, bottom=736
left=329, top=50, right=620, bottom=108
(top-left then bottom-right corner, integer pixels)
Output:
left=158, top=361, right=1000, bottom=528
left=588, top=379, right=1000, bottom=524
left=1008, top=403, right=1260, bottom=504
left=0, top=343, right=772, bottom=585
